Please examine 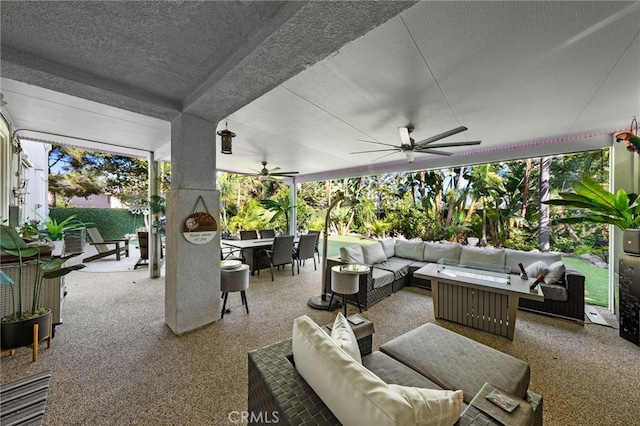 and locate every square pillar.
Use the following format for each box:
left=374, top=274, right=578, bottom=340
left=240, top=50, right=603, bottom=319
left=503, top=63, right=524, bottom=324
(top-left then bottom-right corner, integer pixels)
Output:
left=165, top=114, right=221, bottom=334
